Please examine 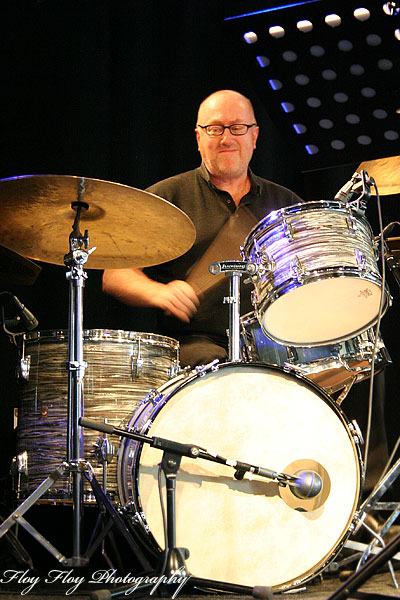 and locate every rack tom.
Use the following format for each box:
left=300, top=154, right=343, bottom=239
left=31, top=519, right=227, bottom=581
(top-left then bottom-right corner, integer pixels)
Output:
left=242, top=201, right=390, bottom=346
